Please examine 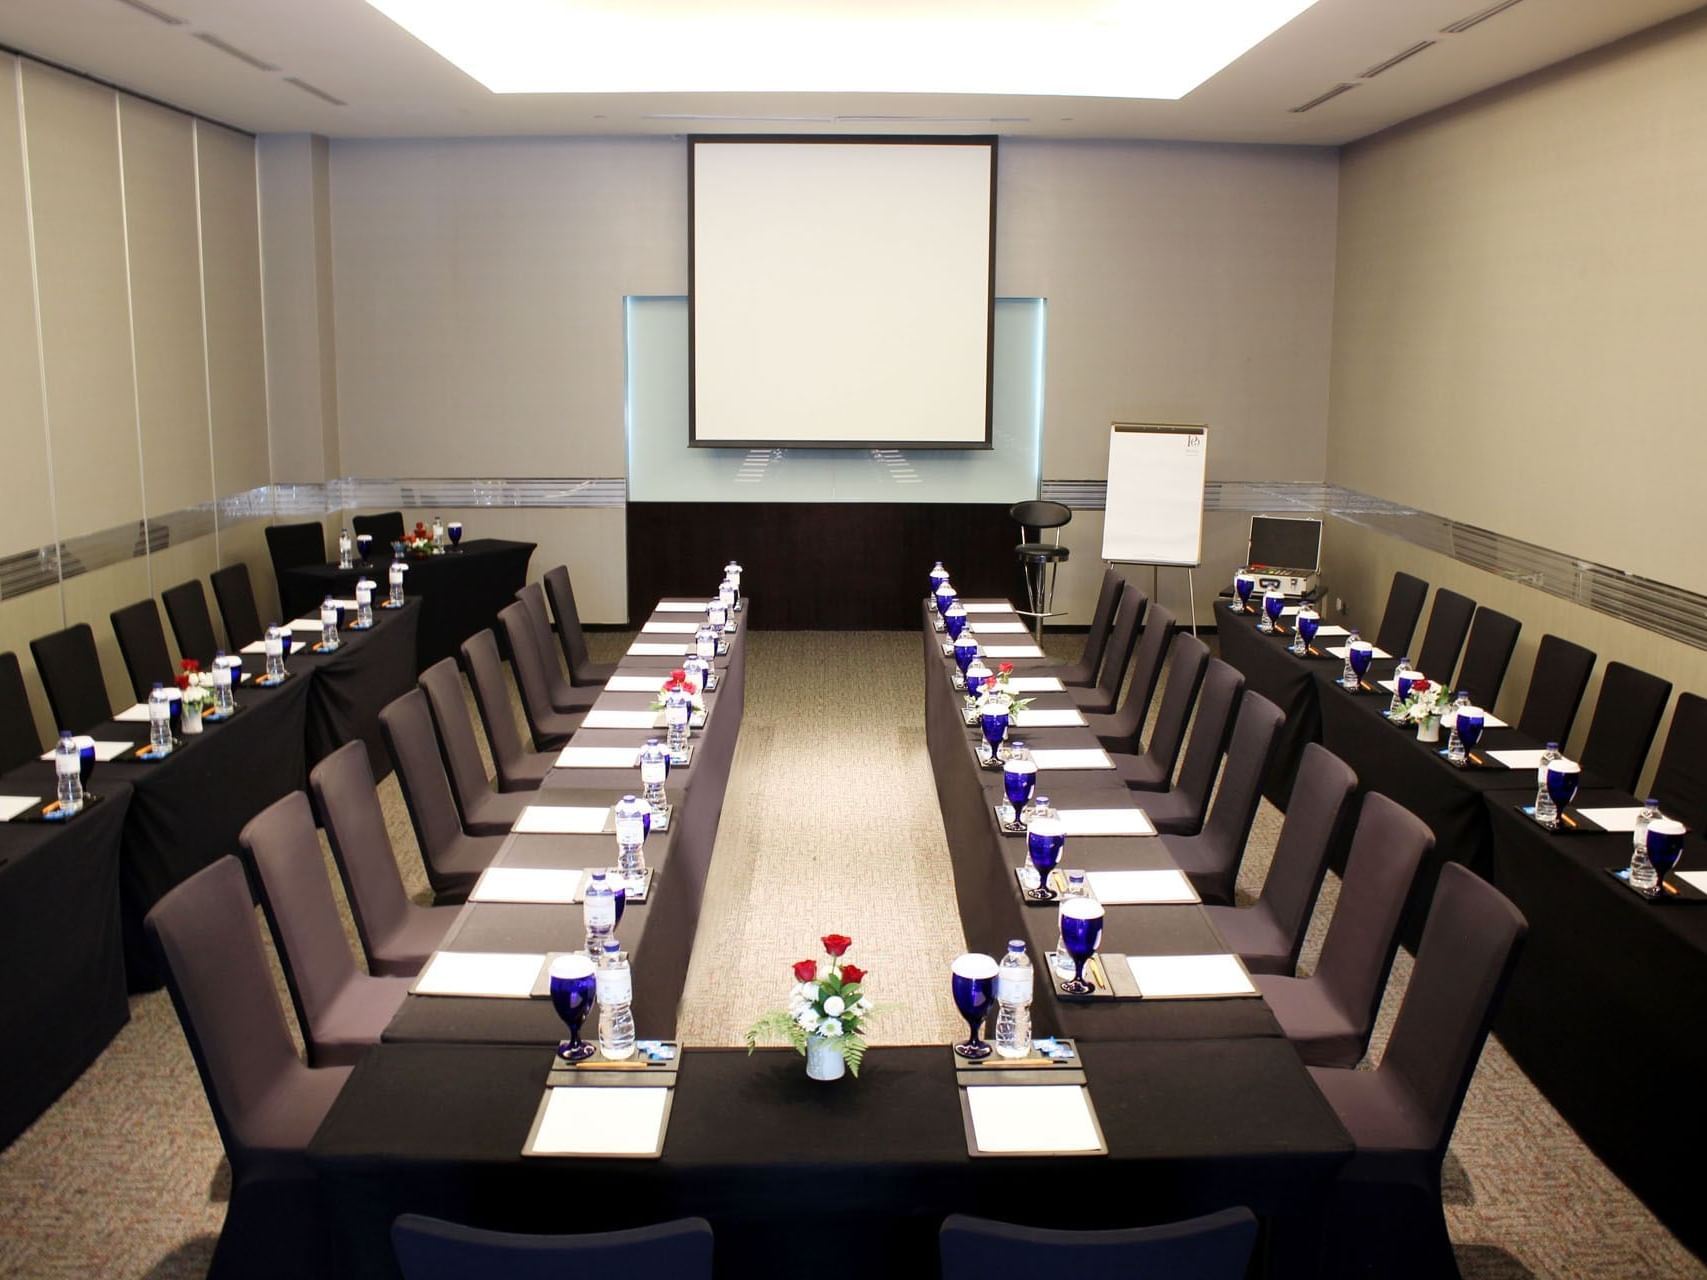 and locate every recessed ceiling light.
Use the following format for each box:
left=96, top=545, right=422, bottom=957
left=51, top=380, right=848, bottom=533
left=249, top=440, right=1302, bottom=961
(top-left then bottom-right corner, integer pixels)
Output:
left=364, top=0, right=1322, bottom=99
